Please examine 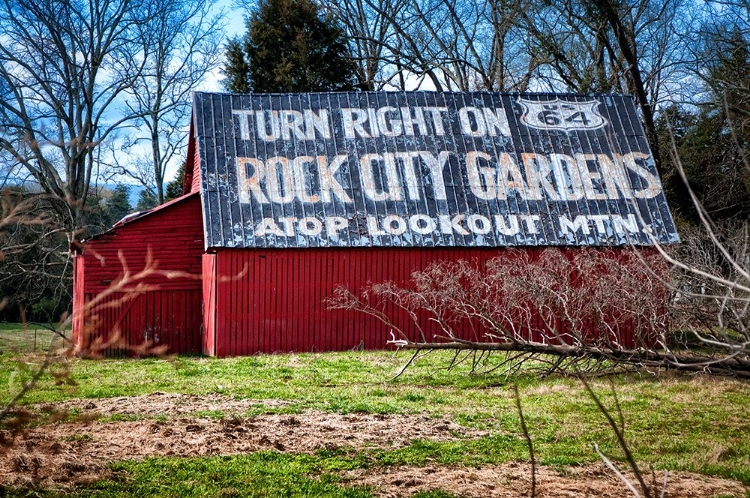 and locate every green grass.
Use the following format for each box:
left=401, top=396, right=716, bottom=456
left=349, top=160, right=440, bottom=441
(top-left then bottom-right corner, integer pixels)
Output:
left=20, top=452, right=373, bottom=497
left=2, top=349, right=749, bottom=495
left=0, top=323, right=67, bottom=354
